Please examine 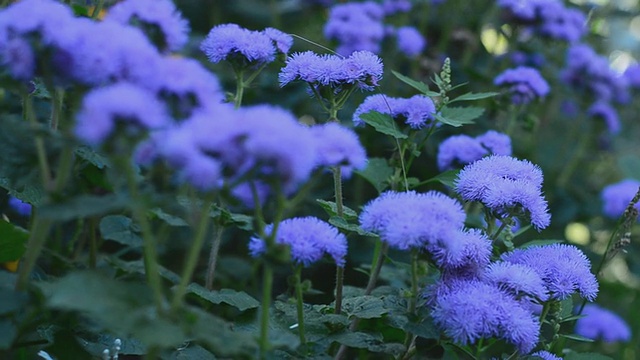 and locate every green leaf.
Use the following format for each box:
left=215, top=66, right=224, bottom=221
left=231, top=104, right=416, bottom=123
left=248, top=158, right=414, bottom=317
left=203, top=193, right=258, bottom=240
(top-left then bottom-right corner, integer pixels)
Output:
left=564, top=352, right=613, bottom=360
left=559, top=297, right=573, bottom=320
left=360, top=111, right=408, bottom=139
left=0, top=219, right=28, bottom=262
left=518, top=239, right=564, bottom=248
left=391, top=71, right=438, bottom=96
left=150, top=208, right=189, bottom=227
left=316, top=199, right=358, bottom=221
left=186, top=307, right=256, bottom=357
left=355, top=157, right=393, bottom=193
left=436, top=106, right=484, bottom=127
left=449, top=91, right=498, bottom=103
left=187, top=283, right=259, bottom=311
left=328, top=332, right=404, bottom=355
left=403, top=316, right=440, bottom=339
left=0, top=320, right=17, bottom=349
left=0, top=288, right=27, bottom=315
left=341, top=295, right=388, bottom=319
left=99, top=215, right=143, bottom=247
left=329, top=216, right=378, bottom=237
left=162, top=344, right=217, bottom=360
left=560, top=334, right=595, bottom=343
left=560, top=314, right=586, bottom=323
left=75, top=145, right=109, bottom=169
left=420, top=170, right=460, bottom=188
left=39, top=194, right=129, bottom=221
